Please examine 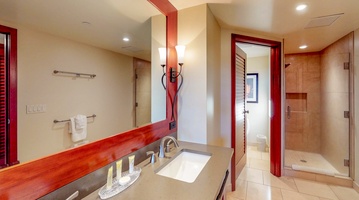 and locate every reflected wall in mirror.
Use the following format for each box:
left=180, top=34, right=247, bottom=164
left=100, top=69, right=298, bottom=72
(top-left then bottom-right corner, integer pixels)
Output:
left=0, top=0, right=166, bottom=163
